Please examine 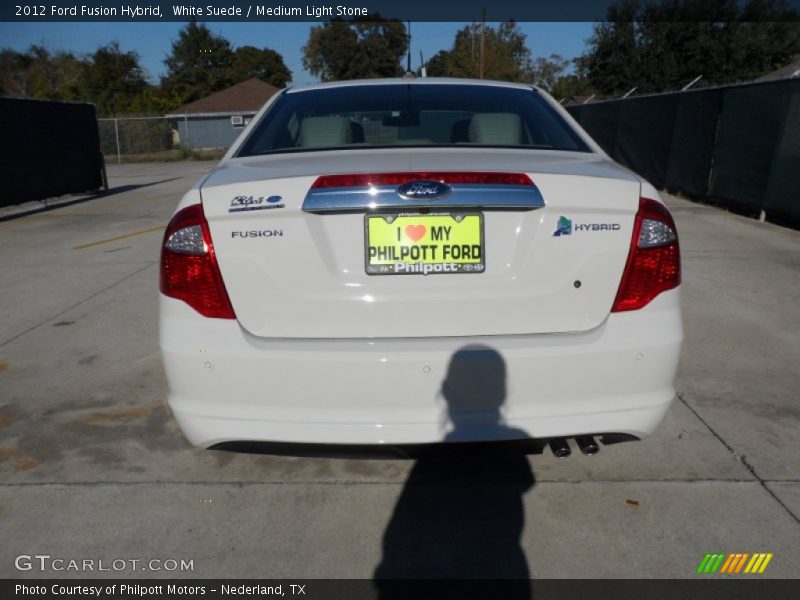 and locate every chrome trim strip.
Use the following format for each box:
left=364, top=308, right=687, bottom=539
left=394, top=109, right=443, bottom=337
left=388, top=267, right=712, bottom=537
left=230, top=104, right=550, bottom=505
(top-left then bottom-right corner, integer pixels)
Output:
left=302, top=184, right=545, bottom=213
